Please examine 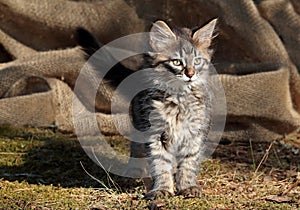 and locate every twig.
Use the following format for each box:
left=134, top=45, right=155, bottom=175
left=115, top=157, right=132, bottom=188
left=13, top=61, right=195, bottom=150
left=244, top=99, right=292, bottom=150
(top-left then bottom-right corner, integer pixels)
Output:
left=254, top=140, right=275, bottom=175
left=281, top=173, right=300, bottom=196
left=91, top=147, right=122, bottom=193
left=272, top=146, right=282, bottom=167
left=249, top=139, right=256, bottom=170
left=79, top=161, right=112, bottom=192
